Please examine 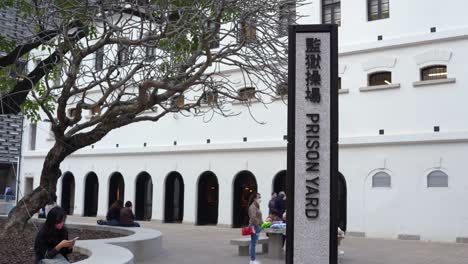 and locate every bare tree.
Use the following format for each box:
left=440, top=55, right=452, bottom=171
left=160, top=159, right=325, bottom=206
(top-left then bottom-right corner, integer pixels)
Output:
left=3, top=0, right=303, bottom=232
